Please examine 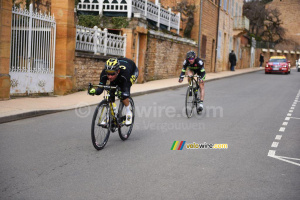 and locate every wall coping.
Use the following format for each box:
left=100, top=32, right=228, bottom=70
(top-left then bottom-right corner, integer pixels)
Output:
left=149, top=30, right=197, bottom=46
left=75, top=51, right=113, bottom=60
